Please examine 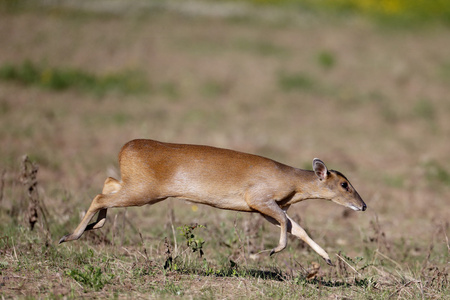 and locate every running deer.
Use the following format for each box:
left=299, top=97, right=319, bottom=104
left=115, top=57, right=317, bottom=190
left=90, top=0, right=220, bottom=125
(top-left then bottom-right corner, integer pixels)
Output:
left=59, top=139, right=366, bottom=265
